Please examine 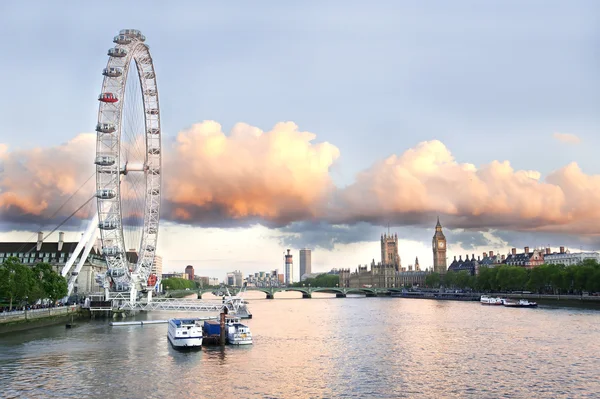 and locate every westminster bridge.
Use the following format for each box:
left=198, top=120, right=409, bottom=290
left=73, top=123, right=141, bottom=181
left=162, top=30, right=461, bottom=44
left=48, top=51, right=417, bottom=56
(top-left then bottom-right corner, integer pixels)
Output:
left=178, top=286, right=406, bottom=299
